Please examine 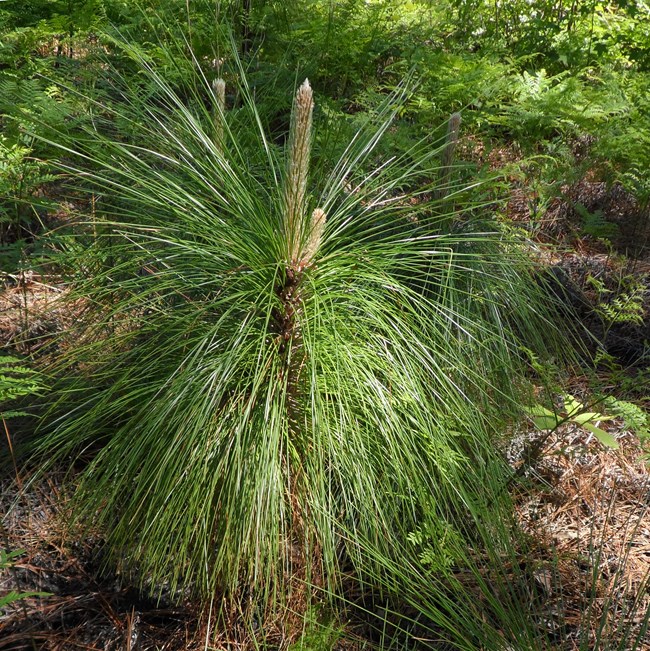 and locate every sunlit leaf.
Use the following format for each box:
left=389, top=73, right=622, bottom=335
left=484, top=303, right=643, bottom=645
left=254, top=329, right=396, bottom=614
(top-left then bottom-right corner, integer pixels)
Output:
left=584, top=422, right=619, bottom=449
